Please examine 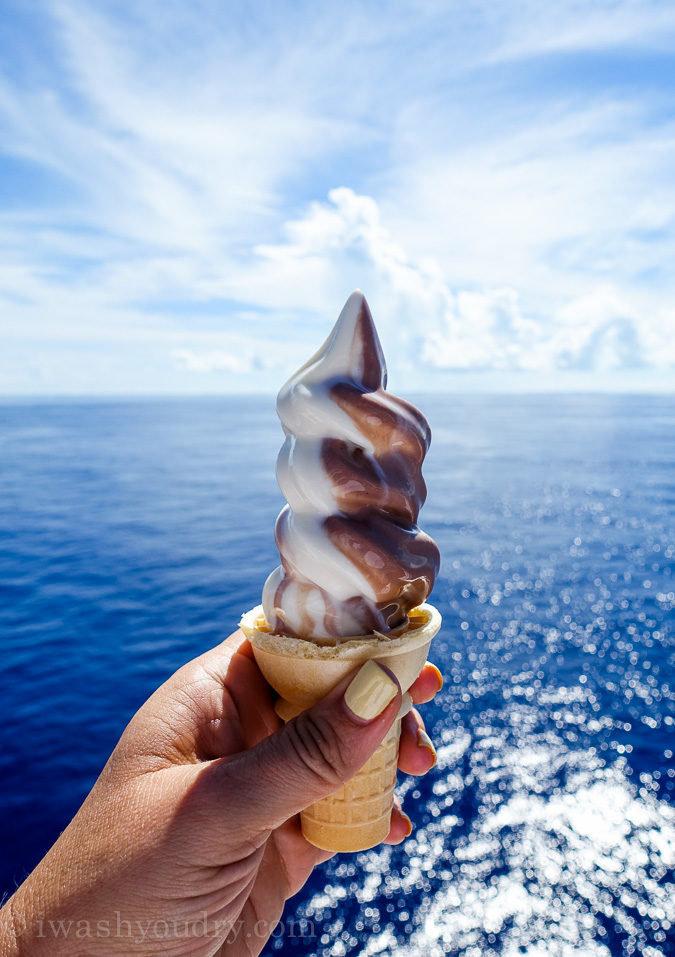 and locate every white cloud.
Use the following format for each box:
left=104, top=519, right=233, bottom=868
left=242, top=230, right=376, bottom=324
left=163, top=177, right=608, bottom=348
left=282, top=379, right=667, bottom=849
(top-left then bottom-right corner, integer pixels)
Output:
left=173, top=348, right=259, bottom=375
left=244, top=188, right=675, bottom=379
left=552, top=287, right=675, bottom=370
